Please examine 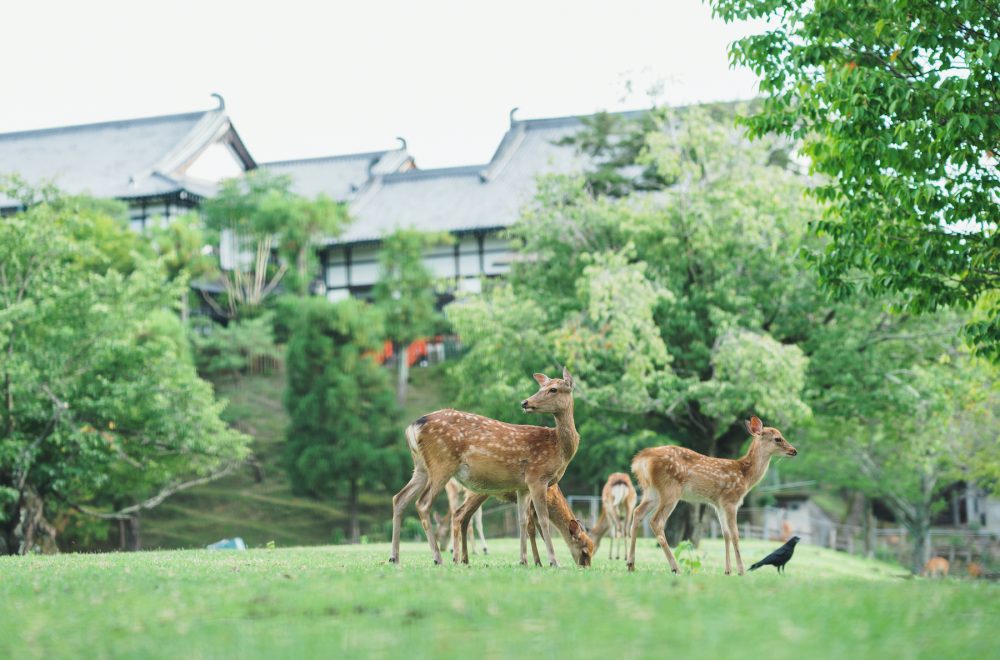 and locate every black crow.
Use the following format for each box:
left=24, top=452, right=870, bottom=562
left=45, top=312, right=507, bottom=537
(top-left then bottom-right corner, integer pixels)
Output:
left=749, top=536, right=801, bottom=573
